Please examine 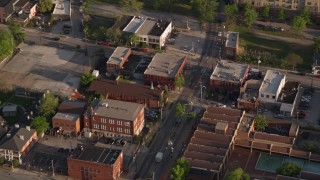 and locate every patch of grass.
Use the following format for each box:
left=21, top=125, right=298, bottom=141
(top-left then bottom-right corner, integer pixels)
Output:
left=232, top=25, right=314, bottom=72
